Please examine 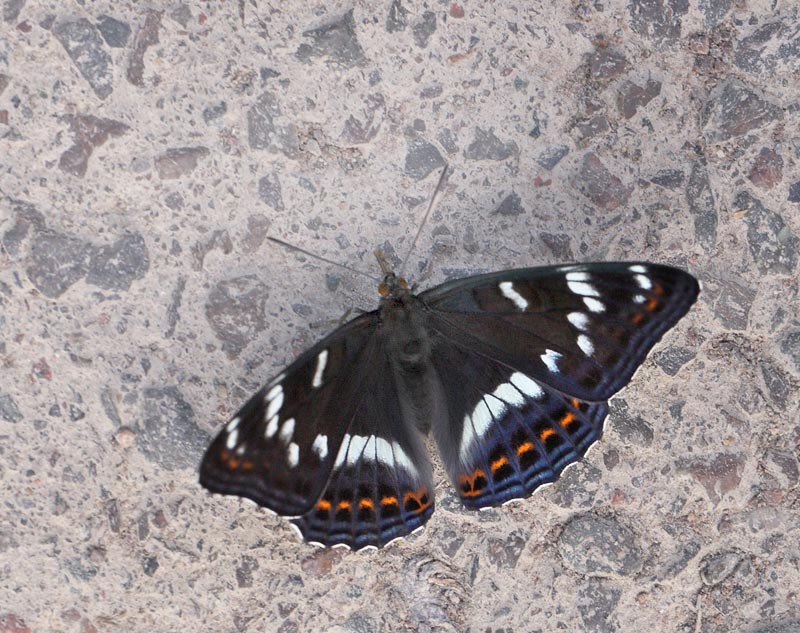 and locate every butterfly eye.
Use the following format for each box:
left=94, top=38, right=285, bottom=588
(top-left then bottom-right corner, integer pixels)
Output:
left=399, top=278, right=409, bottom=290
left=378, top=282, right=389, bottom=297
